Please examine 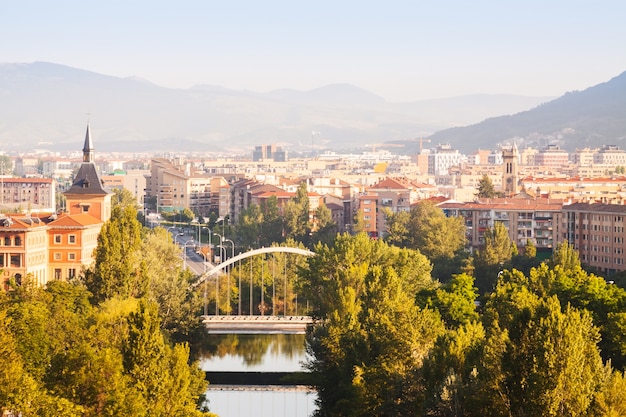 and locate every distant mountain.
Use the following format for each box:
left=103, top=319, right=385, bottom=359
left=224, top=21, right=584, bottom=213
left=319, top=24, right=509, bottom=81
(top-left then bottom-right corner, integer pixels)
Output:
left=0, top=62, right=555, bottom=154
left=426, top=71, right=626, bottom=153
